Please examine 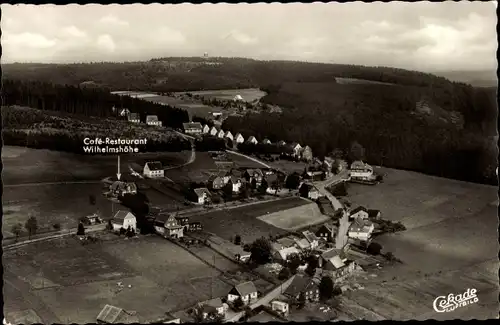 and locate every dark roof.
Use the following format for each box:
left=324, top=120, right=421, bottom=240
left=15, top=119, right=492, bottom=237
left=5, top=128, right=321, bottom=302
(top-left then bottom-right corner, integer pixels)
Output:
left=128, top=113, right=139, bottom=120
left=367, top=209, right=381, bottom=218
left=302, top=230, right=319, bottom=243
left=283, top=275, right=317, bottom=297
left=112, top=210, right=134, bottom=223
left=194, top=187, right=211, bottom=197
left=231, top=281, right=257, bottom=297
left=183, top=122, right=203, bottom=129
left=146, top=161, right=163, bottom=171
left=349, top=206, right=368, bottom=216
left=321, top=248, right=344, bottom=260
